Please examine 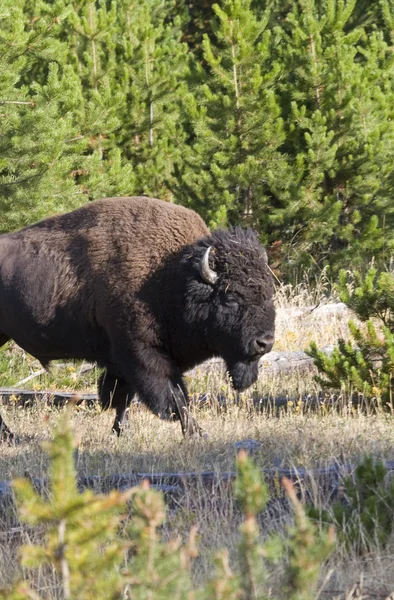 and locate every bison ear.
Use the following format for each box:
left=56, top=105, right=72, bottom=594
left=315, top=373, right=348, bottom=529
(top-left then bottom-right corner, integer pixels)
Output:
left=200, top=246, right=218, bottom=285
